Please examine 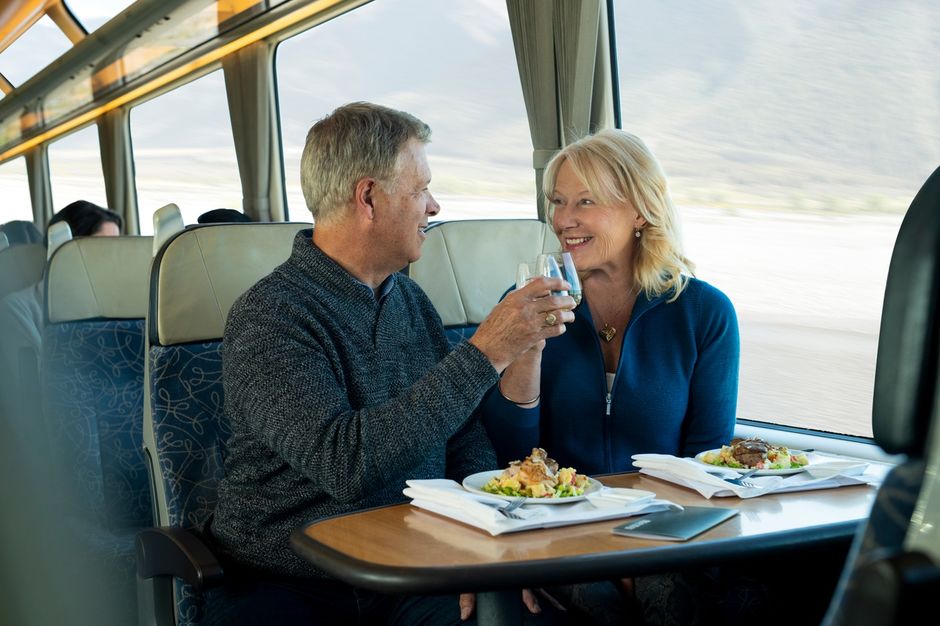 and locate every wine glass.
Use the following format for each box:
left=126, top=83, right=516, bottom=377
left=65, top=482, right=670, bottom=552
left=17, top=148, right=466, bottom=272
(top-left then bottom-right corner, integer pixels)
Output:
left=536, top=252, right=582, bottom=305
left=515, top=262, right=533, bottom=290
